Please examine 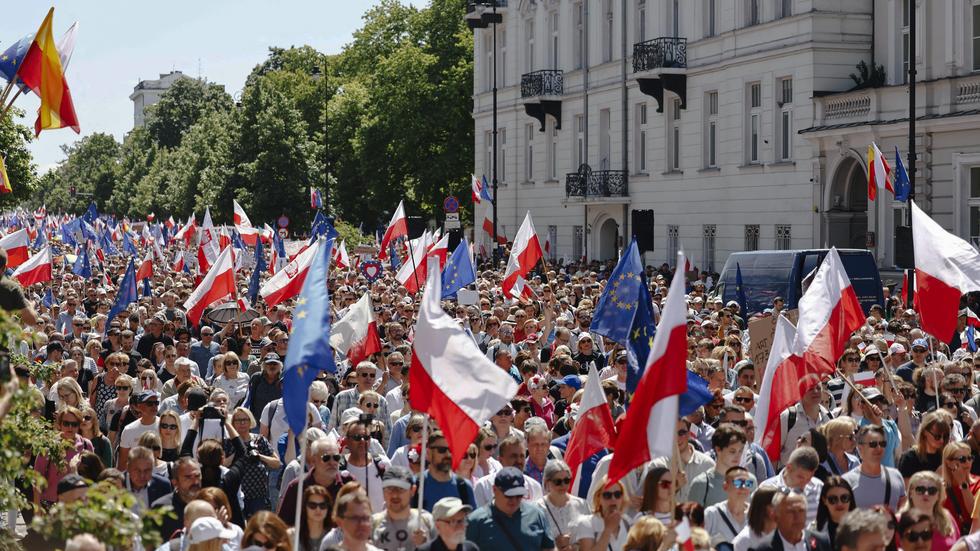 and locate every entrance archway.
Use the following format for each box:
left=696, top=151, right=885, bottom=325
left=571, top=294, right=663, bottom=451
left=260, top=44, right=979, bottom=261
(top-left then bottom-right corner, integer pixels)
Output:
left=827, top=156, right=868, bottom=249
left=598, top=218, right=619, bottom=261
